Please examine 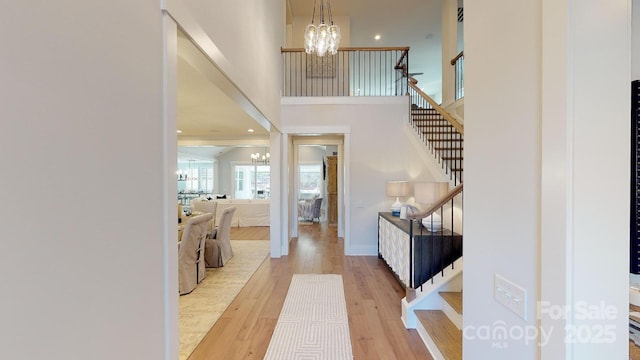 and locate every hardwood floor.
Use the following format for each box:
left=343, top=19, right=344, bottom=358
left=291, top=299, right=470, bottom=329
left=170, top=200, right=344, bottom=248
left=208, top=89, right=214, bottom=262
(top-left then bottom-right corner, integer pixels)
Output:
left=229, top=226, right=270, bottom=240
left=188, top=222, right=432, bottom=360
